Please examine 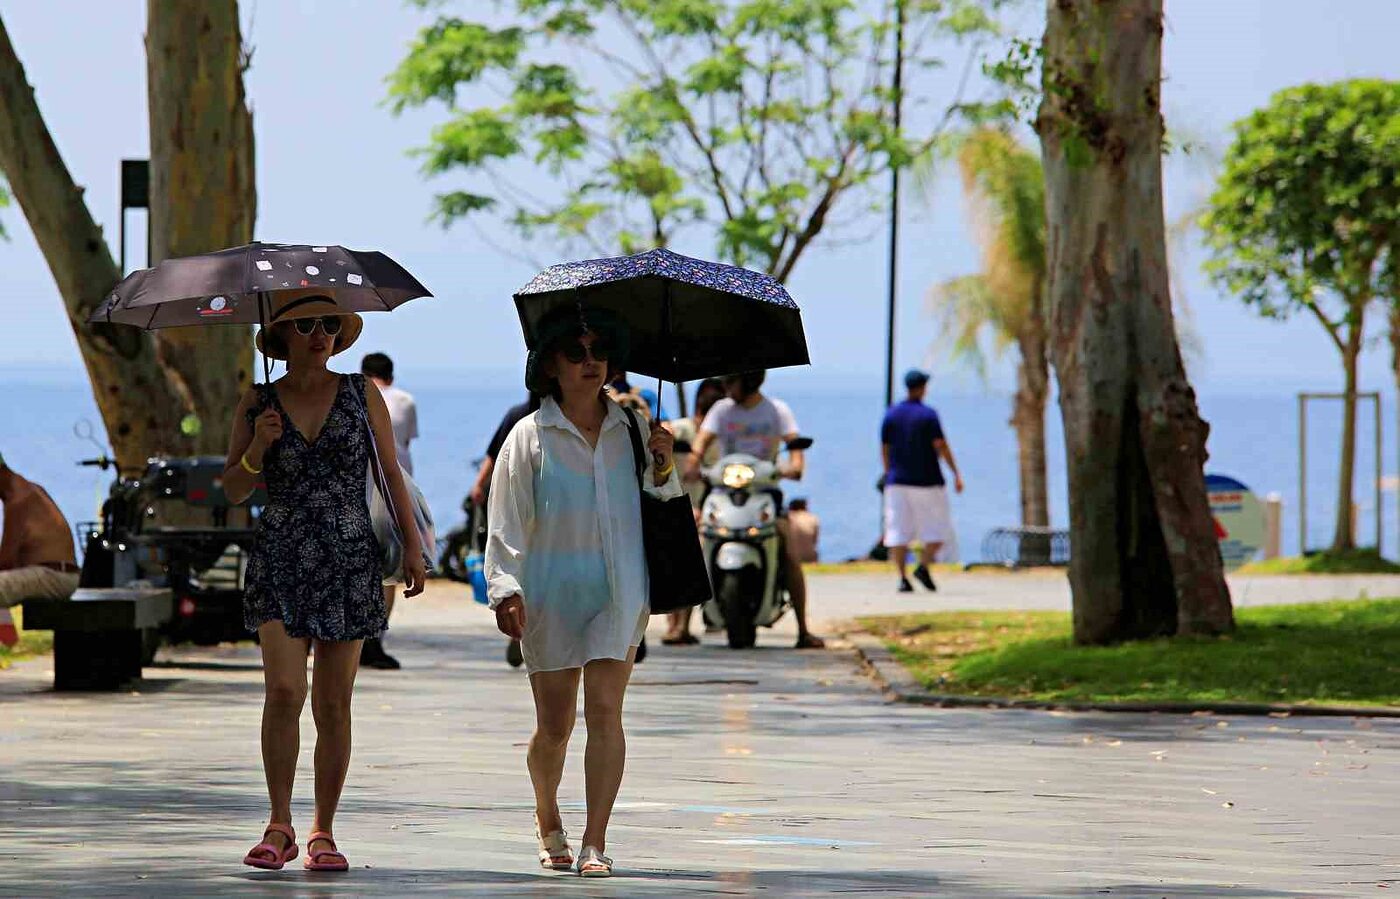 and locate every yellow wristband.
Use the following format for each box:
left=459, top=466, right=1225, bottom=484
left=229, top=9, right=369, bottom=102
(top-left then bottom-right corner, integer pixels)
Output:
left=240, top=453, right=263, bottom=475
left=656, top=461, right=675, bottom=479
